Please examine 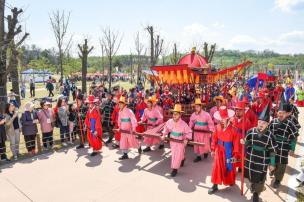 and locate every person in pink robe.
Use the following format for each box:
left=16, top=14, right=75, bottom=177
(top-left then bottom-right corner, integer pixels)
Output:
left=117, top=96, right=141, bottom=160
left=140, top=98, right=164, bottom=152
left=189, top=98, right=215, bottom=162
left=162, top=104, right=192, bottom=177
